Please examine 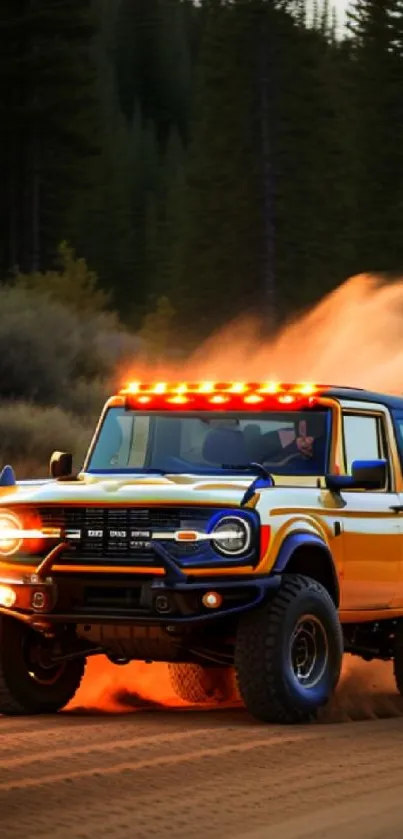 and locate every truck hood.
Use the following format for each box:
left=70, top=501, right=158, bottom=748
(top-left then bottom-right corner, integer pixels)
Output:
left=0, top=472, right=256, bottom=508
